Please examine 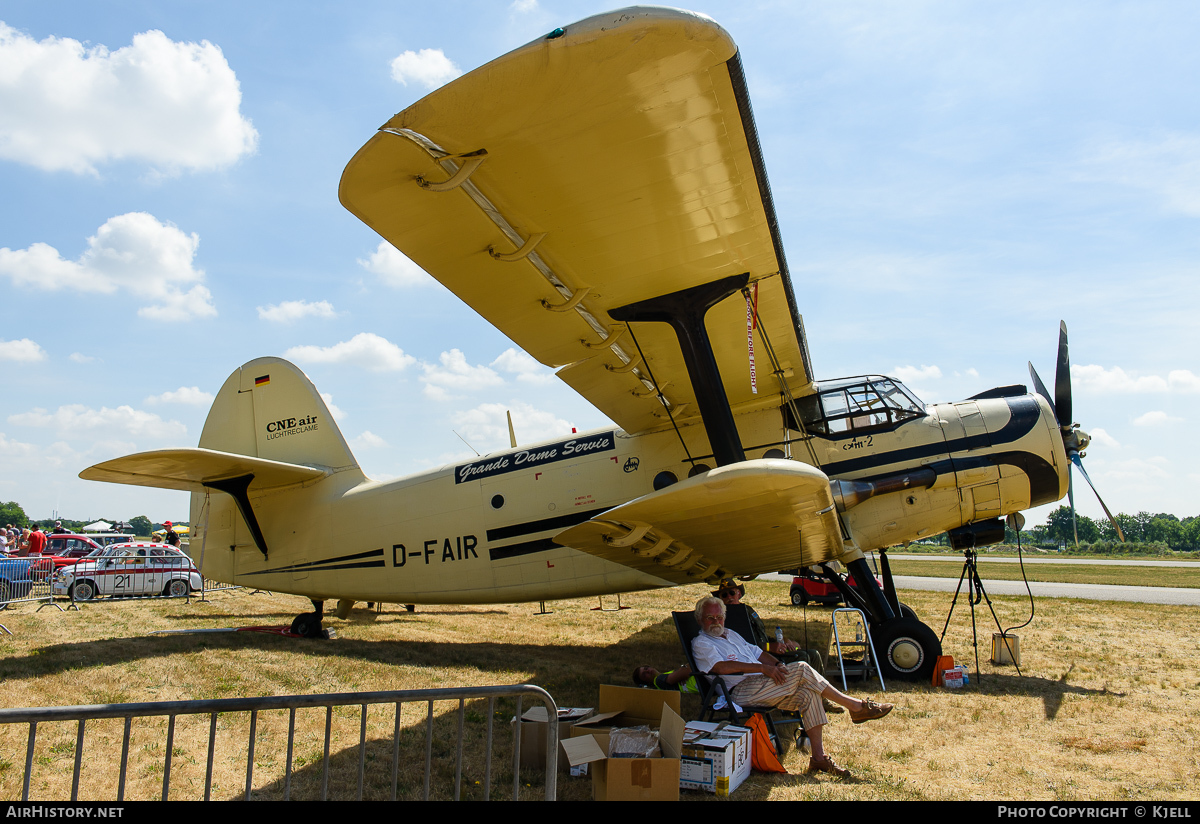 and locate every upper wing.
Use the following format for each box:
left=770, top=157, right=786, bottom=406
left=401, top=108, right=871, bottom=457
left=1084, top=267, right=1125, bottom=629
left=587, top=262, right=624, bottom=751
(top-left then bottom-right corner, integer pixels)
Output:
left=339, top=7, right=814, bottom=436
left=79, top=448, right=329, bottom=493
left=551, top=459, right=843, bottom=585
